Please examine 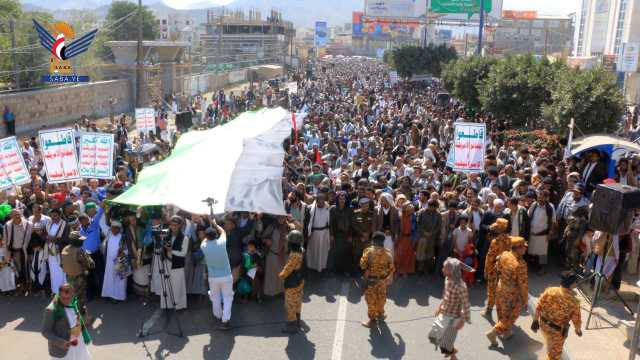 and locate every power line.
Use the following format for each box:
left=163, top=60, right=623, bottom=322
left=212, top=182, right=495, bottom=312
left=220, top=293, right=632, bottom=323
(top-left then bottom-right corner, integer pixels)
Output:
left=0, top=10, right=137, bottom=54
